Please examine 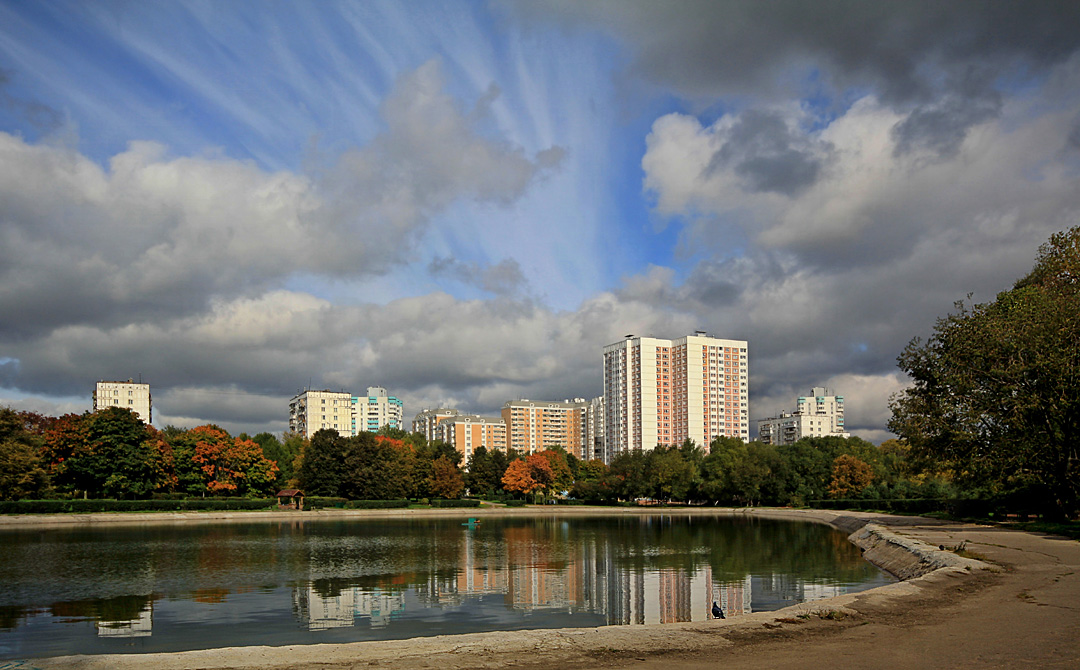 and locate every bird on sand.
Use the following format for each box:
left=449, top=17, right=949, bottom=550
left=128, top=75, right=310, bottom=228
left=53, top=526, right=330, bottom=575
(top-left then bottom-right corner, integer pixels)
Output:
left=712, top=601, right=725, bottom=619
